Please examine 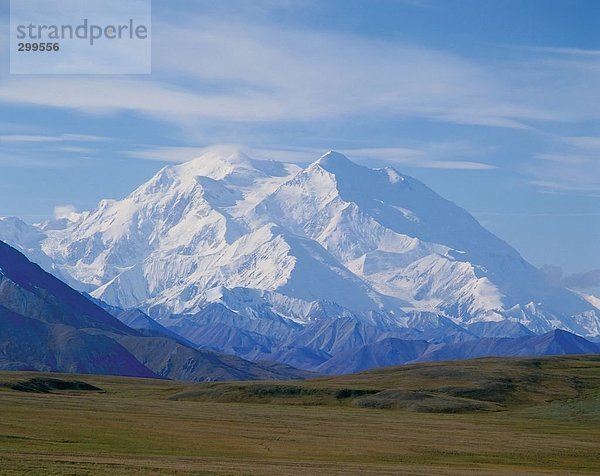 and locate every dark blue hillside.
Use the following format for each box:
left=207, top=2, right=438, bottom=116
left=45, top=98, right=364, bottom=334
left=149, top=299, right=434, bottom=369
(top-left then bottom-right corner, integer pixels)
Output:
left=0, top=240, right=133, bottom=334
left=0, top=240, right=313, bottom=381
left=526, top=329, right=599, bottom=355
left=417, top=329, right=599, bottom=363
left=0, top=304, right=158, bottom=377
